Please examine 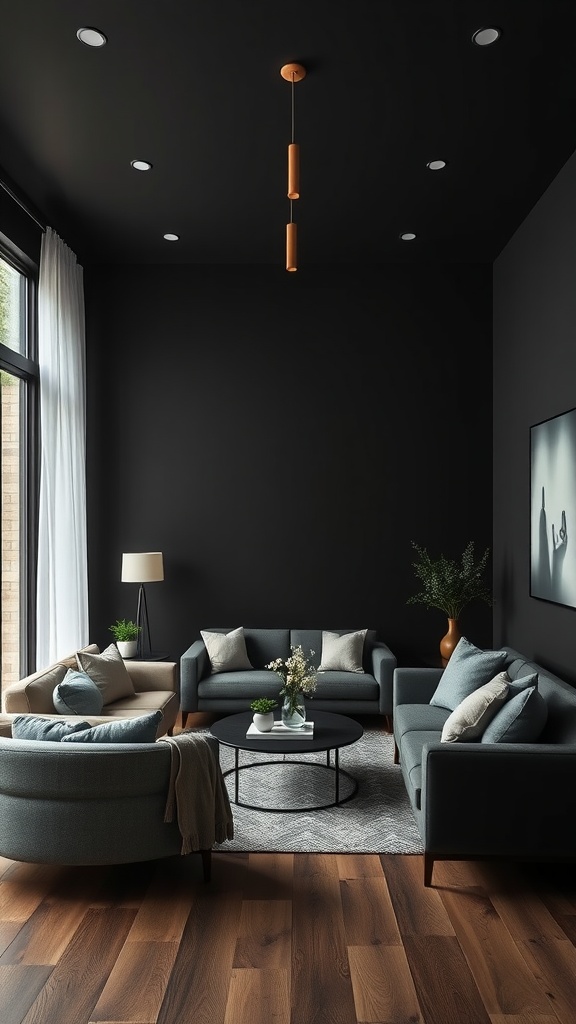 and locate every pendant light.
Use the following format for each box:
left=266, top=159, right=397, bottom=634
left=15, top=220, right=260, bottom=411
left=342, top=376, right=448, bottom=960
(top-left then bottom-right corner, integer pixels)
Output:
left=280, top=62, right=306, bottom=272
